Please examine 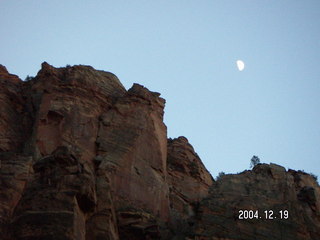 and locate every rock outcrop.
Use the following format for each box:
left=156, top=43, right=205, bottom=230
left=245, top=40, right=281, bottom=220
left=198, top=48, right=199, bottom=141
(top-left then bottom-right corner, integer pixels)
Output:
left=167, top=137, right=213, bottom=238
left=0, top=63, right=319, bottom=239
left=191, top=164, right=320, bottom=240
